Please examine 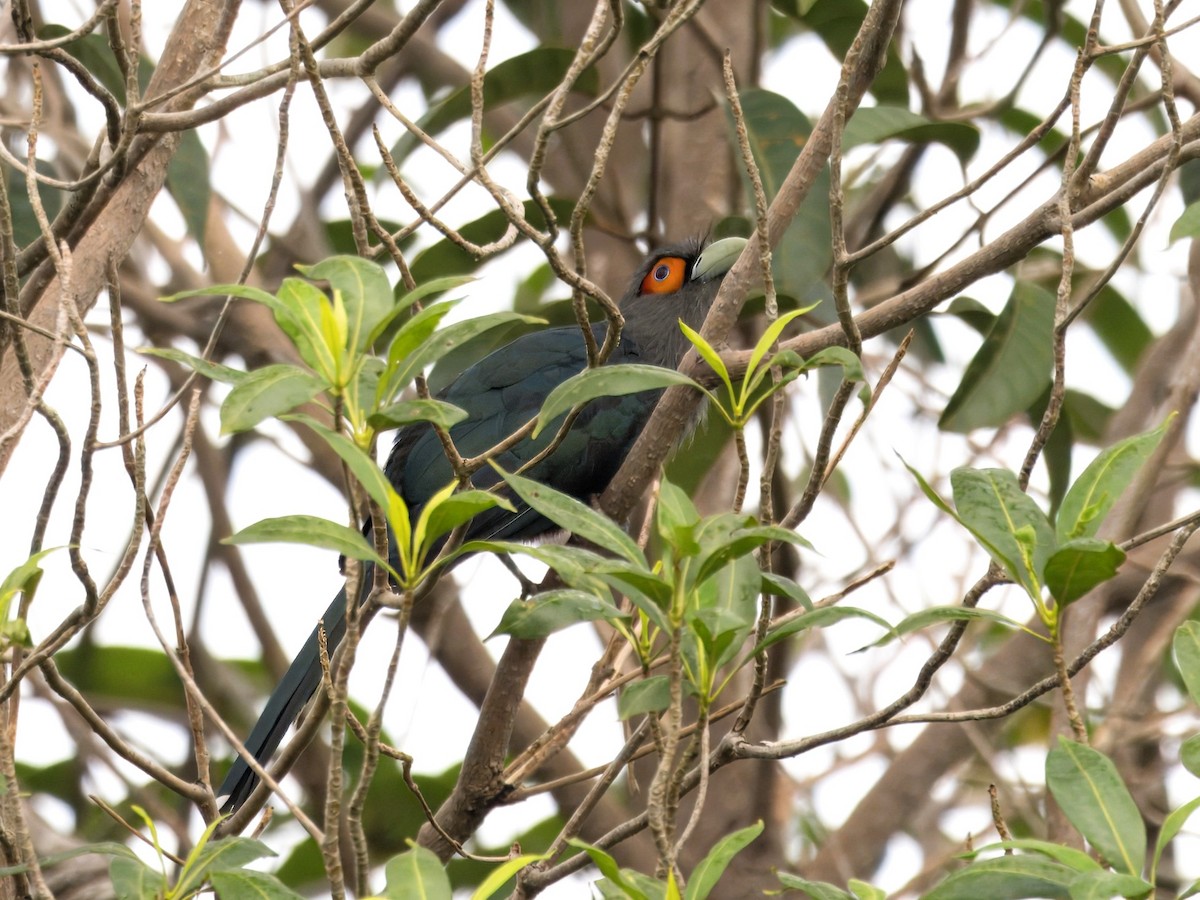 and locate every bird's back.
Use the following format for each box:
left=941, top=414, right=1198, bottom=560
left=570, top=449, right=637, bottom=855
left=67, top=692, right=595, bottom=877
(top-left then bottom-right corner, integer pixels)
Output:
left=384, top=324, right=657, bottom=542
